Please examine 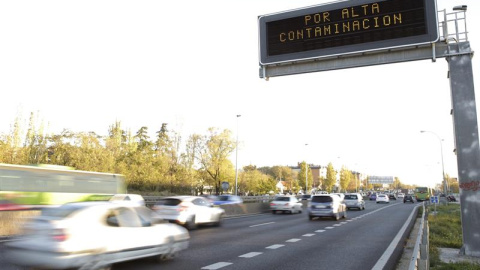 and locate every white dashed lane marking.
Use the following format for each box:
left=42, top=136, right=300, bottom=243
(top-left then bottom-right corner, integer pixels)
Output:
left=239, top=252, right=263, bottom=258
left=303, top=233, right=315, bottom=237
left=201, top=262, right=233, bottom=269
left=325, top=226, right=335, bottom=229
left=286, top=238, right=301, bottom=242
left=315, top=230, right=326, bottom=233
left=266, top=244, right=285, bottom=249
